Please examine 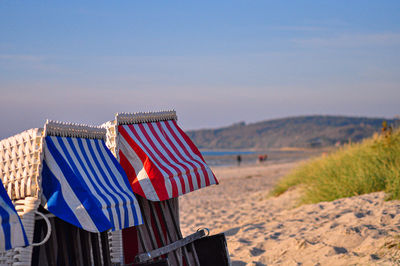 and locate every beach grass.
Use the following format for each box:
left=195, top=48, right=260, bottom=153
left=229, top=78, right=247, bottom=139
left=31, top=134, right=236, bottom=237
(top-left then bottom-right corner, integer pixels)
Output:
left=271, top=126, right=400, bottom=204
